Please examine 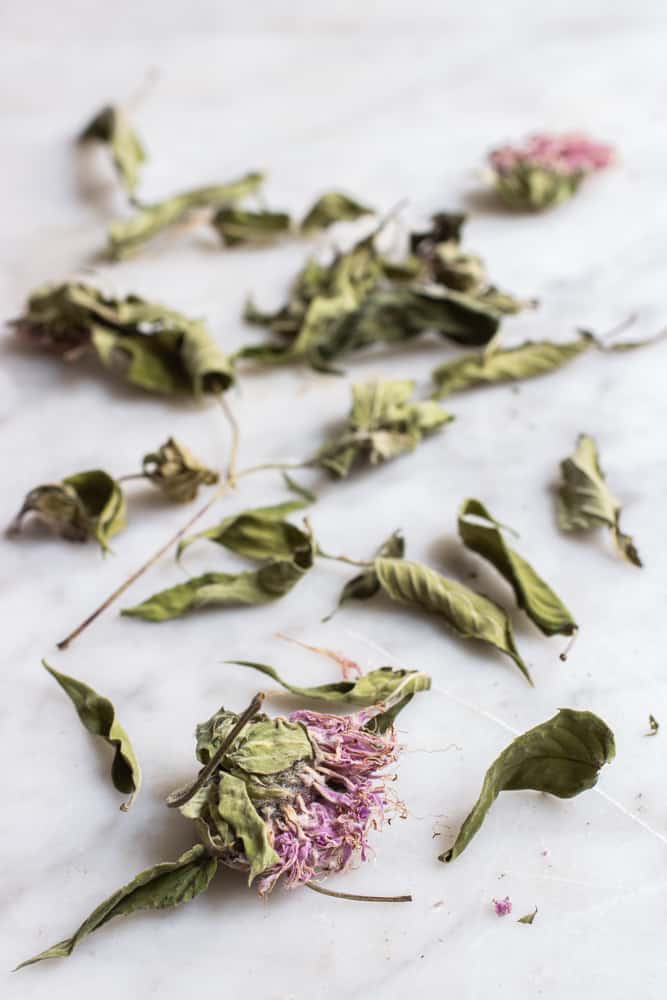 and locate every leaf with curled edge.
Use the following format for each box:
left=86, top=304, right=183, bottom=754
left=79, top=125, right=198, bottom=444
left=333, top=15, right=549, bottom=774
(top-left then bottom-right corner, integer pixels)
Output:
left=315, top=379, right=452, bottom=478
left=210, top=773, right=279, bottom=883
left=42, top=661, right=141, bottom=810
left=458, top=498, right=577, bottom=637
left=374, top=557, right=531, bottom=683
left=78, top=103, right=146, bottom=196
left=556, top=434, right=641, bottom=567
left=441, top=709, right=615, bottom=862
left=323, top=529, right=404, bottom=620
left=108, top=171, right=265, bottom=259
left=300, top=191, right=375, bottom=233
left=212, top=206, right=291, bottom=246
left=62, top=470, right=126, bottom=553
left=123, top=531, right=315, bottom=622
left=16, top=846, right=216, bottom=968
left=431, top=332, right=594, bottom=398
